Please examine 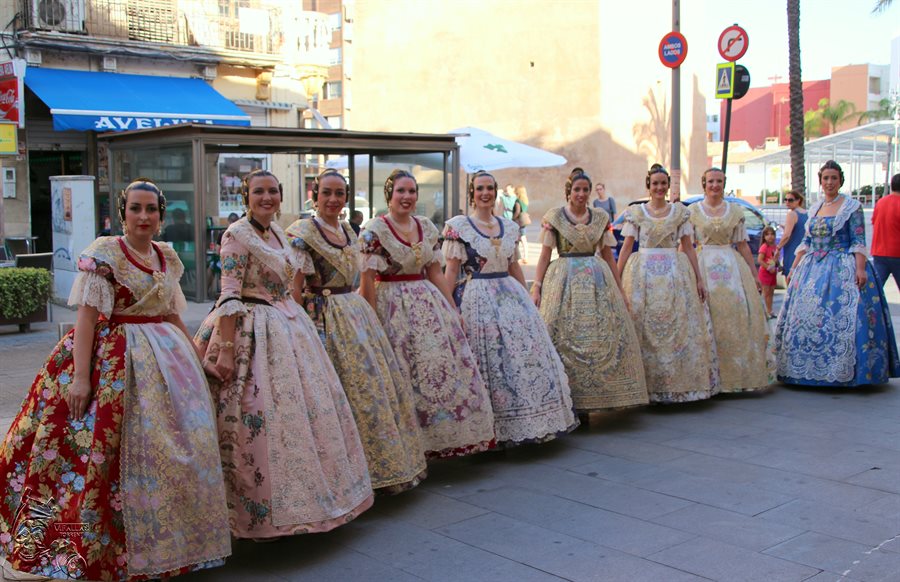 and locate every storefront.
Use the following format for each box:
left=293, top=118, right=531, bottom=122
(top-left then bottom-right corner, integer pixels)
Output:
left=99, top=124, right=460, bottom=301
left=20, top=67, right=252, bottom=252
